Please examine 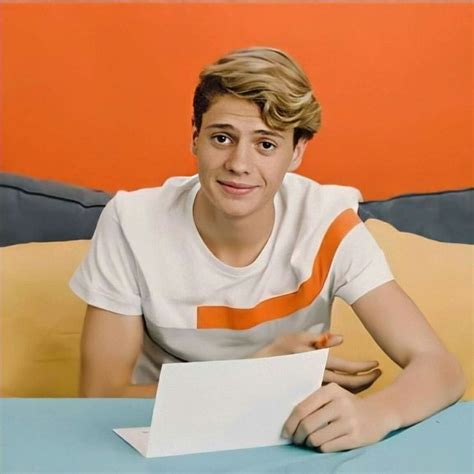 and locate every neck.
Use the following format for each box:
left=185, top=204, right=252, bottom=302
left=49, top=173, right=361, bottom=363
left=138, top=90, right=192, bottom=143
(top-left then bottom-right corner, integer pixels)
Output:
left=193, top=190, right=275, bottom=266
